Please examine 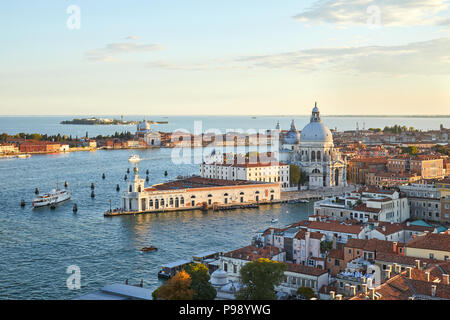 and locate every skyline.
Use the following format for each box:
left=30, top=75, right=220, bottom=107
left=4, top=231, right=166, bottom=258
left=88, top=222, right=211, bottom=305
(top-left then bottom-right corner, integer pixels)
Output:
left=0, top=1, right=449, bottom=116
